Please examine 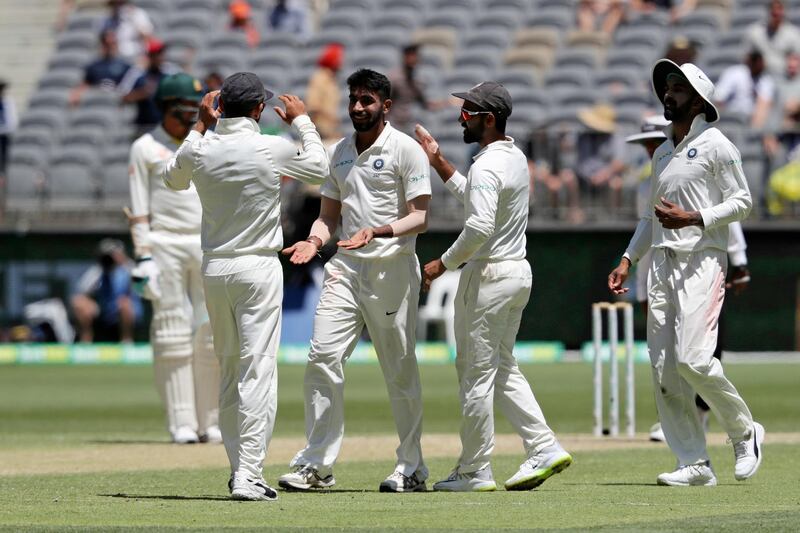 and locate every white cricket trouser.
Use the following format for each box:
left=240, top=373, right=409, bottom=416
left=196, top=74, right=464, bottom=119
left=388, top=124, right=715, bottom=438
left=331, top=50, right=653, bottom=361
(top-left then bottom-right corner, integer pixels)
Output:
left=149, top=231, right=219, bottom=437
left=290, top=253, right=426, bottom=478
left=203, top=254, right=282, bottom=480
left=454, top=259, right=557, bottom=473
left=648, top=247, right=753, bottom=466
